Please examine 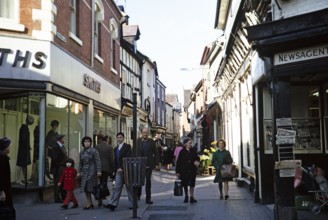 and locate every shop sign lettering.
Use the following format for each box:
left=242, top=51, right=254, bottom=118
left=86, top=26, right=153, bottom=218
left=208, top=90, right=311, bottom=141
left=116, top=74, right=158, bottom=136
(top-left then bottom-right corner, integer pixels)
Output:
left=274, top=44, right=328, bottom=65
left=0, top=48, right=47, bottom=69
left=83, top=74, right=101, bottom=93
